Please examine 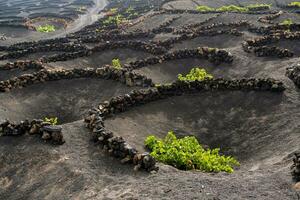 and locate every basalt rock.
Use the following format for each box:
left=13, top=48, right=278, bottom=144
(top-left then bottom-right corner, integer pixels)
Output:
left=286, top=64, right=300, bottom=88
left=84, top=110, right=156, bottom=172
left=253, top=46, right=294, bottom=58
left=291, top=152, right=300, bottom=181
left=0, top=60, right=44, bottom=71
left=98, top=78, right=284, bottom=118
left=0, top=119, right=64, bottom=145
left=127, top=47, right=233, bottom=70
left=0, top=67, right=153, bottom=92
left=41, top=125, right=65, bottom=145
